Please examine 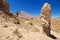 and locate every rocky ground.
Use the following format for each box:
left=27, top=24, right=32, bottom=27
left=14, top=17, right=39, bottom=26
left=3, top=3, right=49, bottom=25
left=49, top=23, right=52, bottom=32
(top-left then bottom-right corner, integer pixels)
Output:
left=0, top=13, right=60, bottom=40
